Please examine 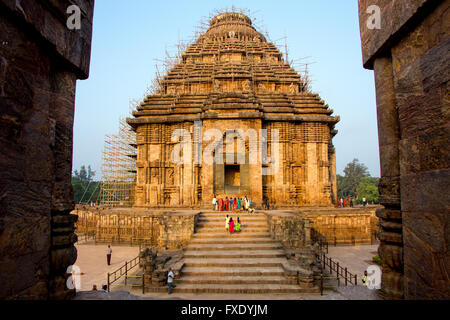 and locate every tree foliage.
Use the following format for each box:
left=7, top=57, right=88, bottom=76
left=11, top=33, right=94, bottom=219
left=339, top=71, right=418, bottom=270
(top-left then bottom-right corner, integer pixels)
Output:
left=337, top=159, right=379, bottom=203
left=72, top=165, right=101, bottom=204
